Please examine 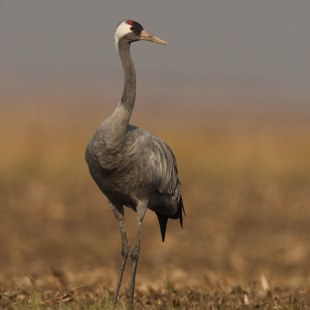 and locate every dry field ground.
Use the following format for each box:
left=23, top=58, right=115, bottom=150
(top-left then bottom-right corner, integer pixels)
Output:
left=0, top=90, right=309, bottom=309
